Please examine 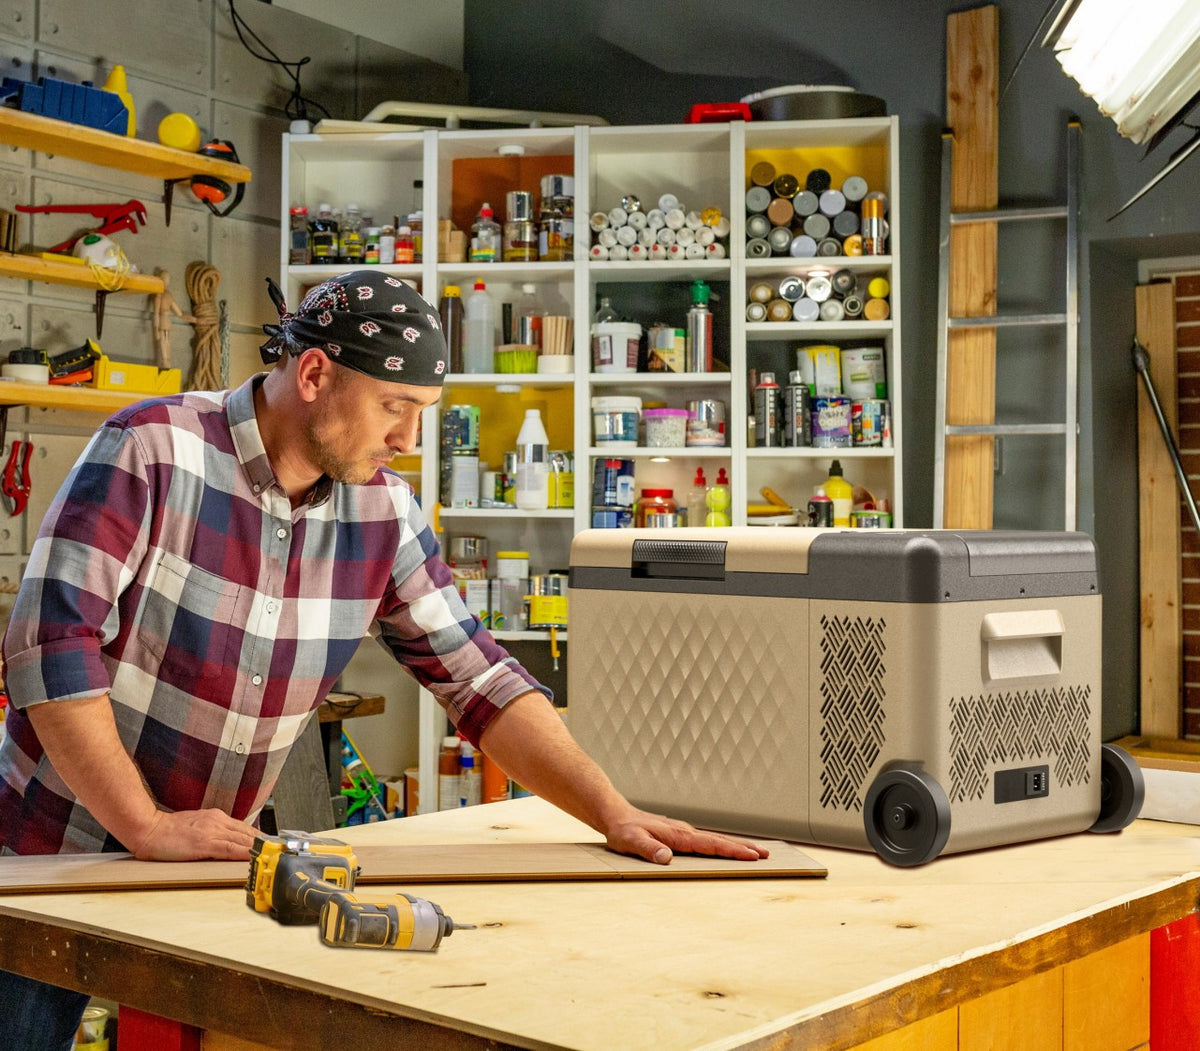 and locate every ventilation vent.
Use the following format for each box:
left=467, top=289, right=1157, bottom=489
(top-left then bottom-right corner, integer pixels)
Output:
left=948, top=686, right=1092, bottom=803
left=818, top=614, right=887, bottom=812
